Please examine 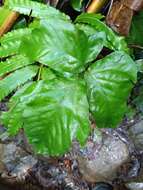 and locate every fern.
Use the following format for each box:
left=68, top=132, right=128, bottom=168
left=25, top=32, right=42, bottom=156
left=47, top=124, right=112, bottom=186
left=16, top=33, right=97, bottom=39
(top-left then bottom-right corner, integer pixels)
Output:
left=0, top=0, right=137, bottom=156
